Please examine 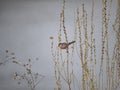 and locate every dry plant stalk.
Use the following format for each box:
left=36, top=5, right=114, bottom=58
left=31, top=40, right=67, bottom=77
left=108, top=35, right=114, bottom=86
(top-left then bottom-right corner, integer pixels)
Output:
left=90, top=0, right=97, bottom=89
left=50, top=0, right=119, bottom=90
left=76, top=7, right=84, bottom=90
left=50, top=37, right=61, bottom=90
left=50, top=0, right=73, bottom=89
left=112, top=0, right=120, bottom=89
left=76, top=4, right=95, bottom=90
left=99, top=0, right=109, bottom=89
